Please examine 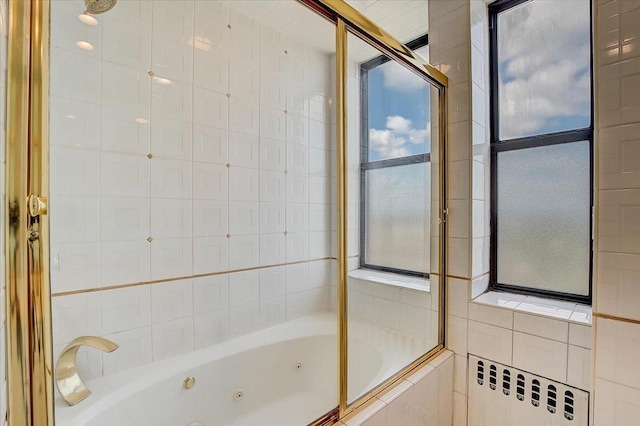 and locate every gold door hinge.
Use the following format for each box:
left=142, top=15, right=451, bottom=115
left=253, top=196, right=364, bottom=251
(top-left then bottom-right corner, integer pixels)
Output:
left=440, top=208, right=449, bottom=224
left=27, top=194, right=47, bottom=217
